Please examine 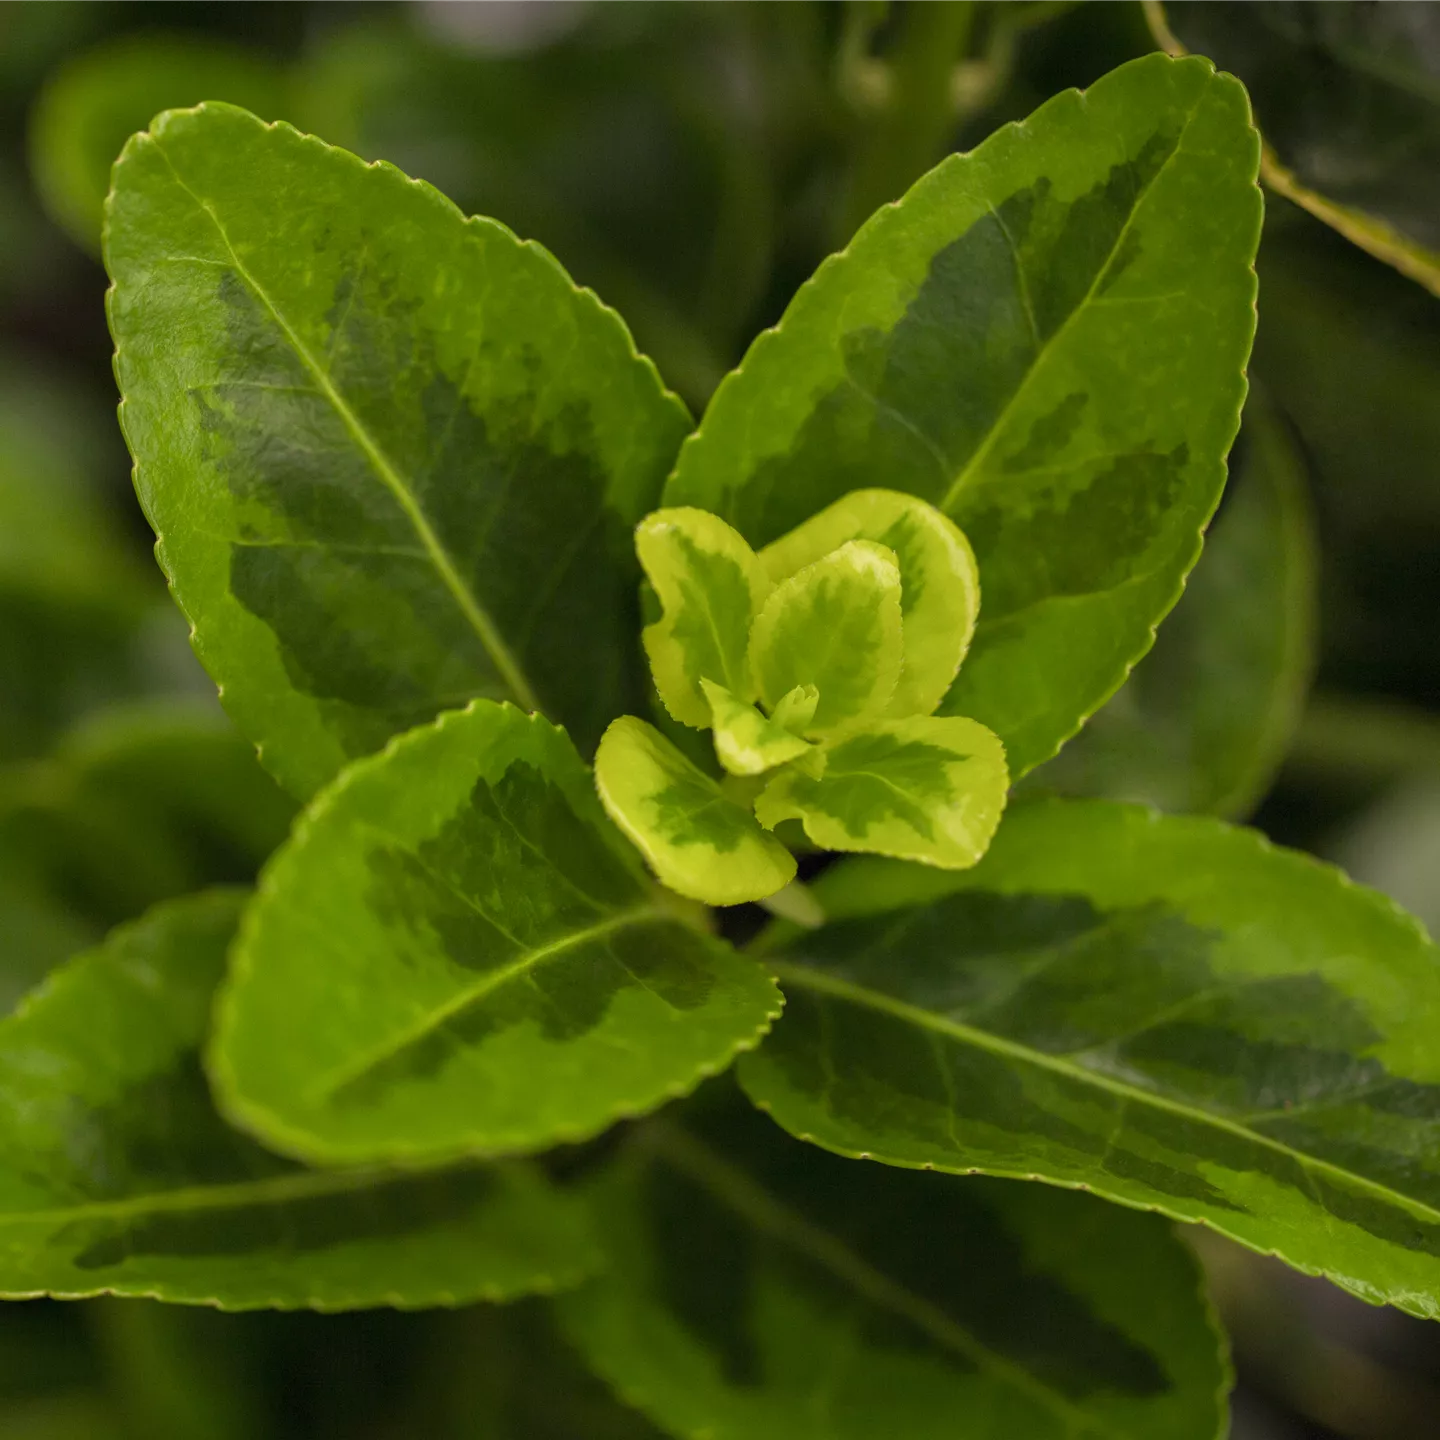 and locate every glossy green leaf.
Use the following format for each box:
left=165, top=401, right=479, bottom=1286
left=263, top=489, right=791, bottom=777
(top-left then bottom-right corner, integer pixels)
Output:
left=637, top=508, right=771, bottom=729
left=595, top=714, right=796, bottom=906
left=759, top=490, right=980, bottom=720
left=28, top=34, right=288, bottom=253
left=1150, top=1, right=1440, bottom=296
left=701, top=680, right=812, bottom=779
left=1029, top=390, right=1317, bottom=818
left=755, top=715, right=1008, bottom=869
left=742, top=798, right=1440, bottom=1320
left=214, top=701, right=782, bottom=1164
left=559, top=1101, right=1227, bottom=1440
left=105, top=102, right=691, bottom=800
left=0, top=891, right=600, bottom=1309
left=666, top=53, right=1262, bottom=776
left=749, top=541, right=903, bottom=738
